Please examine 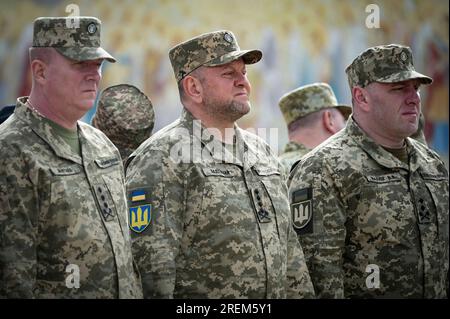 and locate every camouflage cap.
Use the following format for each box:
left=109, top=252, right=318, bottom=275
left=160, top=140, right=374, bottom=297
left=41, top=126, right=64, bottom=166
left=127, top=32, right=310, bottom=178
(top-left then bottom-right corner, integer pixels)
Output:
left=169, top=30, right=262, bottom=82
left=92, top=84, right=154, bottom=159
left=32, top=16, right=116, bottom=62
left=279, top=83, right=352, bottom=126
left=345, top=44, right=432, bottom=88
